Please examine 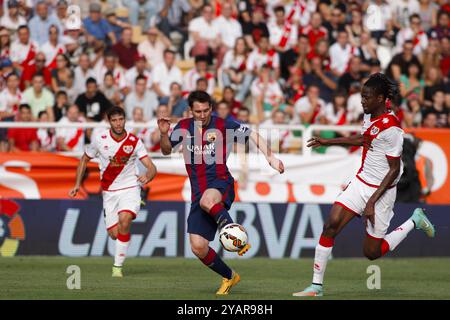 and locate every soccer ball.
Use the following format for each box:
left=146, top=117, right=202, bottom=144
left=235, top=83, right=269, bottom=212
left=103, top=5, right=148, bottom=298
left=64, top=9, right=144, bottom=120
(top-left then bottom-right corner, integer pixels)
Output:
left=219, top=223, right=248, bottom=252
